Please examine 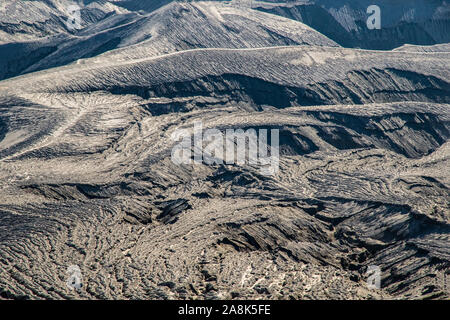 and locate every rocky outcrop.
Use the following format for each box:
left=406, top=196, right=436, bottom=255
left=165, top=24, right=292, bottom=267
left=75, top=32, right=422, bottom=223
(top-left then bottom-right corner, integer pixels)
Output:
left=255, top=0, right=450, bottom=50
left=0, top=1, right=448, bottom=301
